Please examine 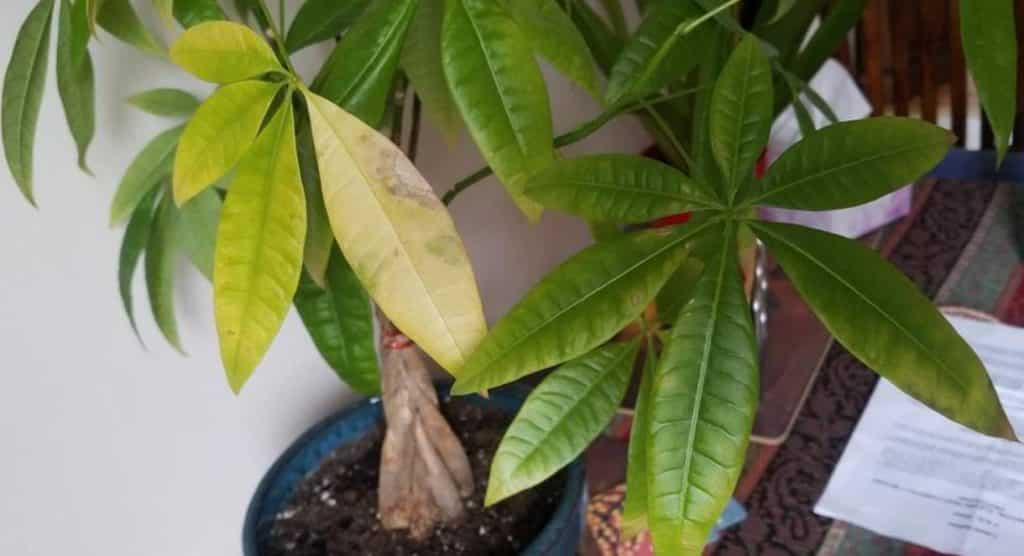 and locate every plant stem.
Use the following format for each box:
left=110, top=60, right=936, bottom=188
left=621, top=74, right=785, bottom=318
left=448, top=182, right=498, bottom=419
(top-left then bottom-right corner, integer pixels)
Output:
left=643, top=106, right=694, bottom=169
left=441, top=86, right=708, bottom=206
left=255, top=0, right=298, bottom=76
left=685, top=0, right=741, bottom=34
left=278, top=0, right=286, bottom=31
